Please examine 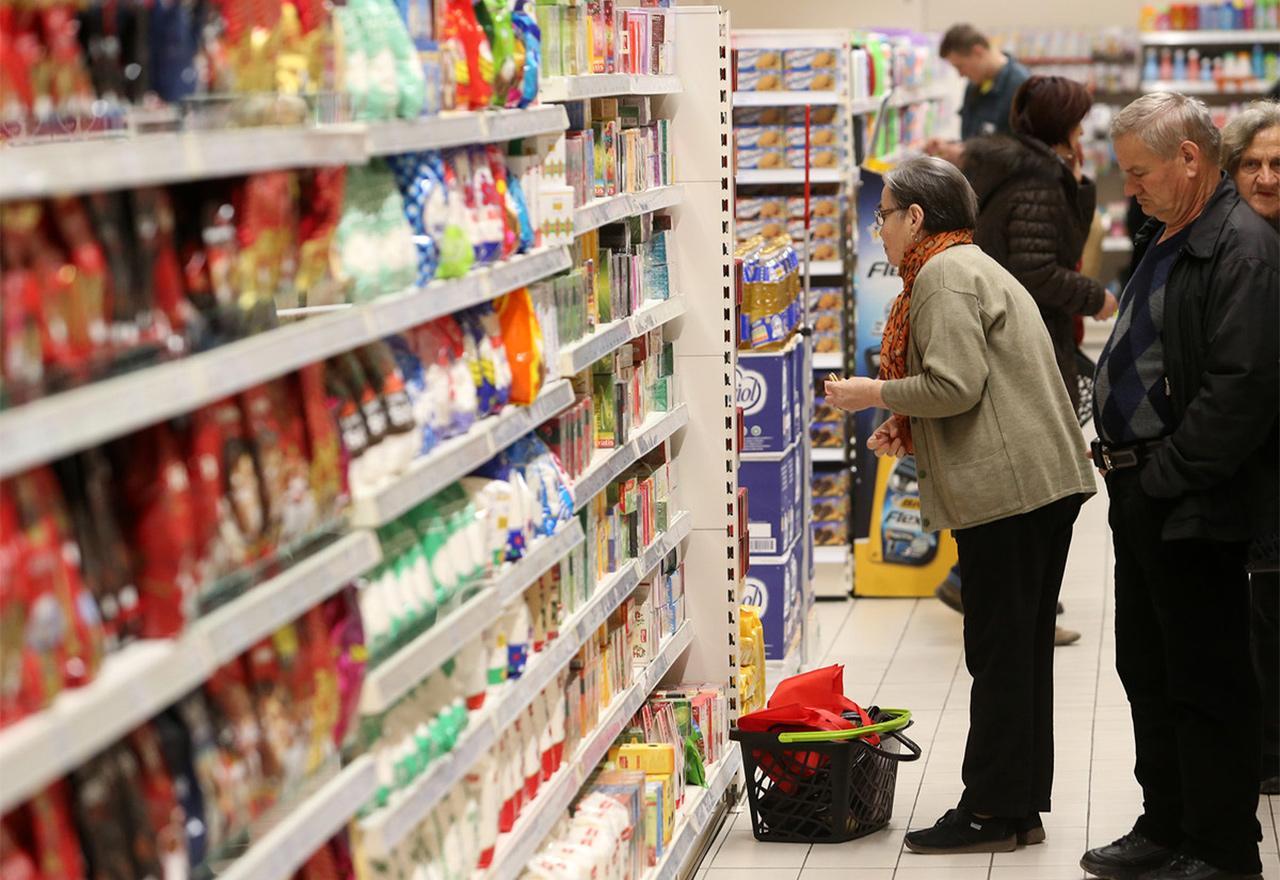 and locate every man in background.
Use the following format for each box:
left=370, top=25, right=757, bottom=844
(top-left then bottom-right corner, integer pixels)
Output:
left=924, top=24, right=1030, bottom=164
